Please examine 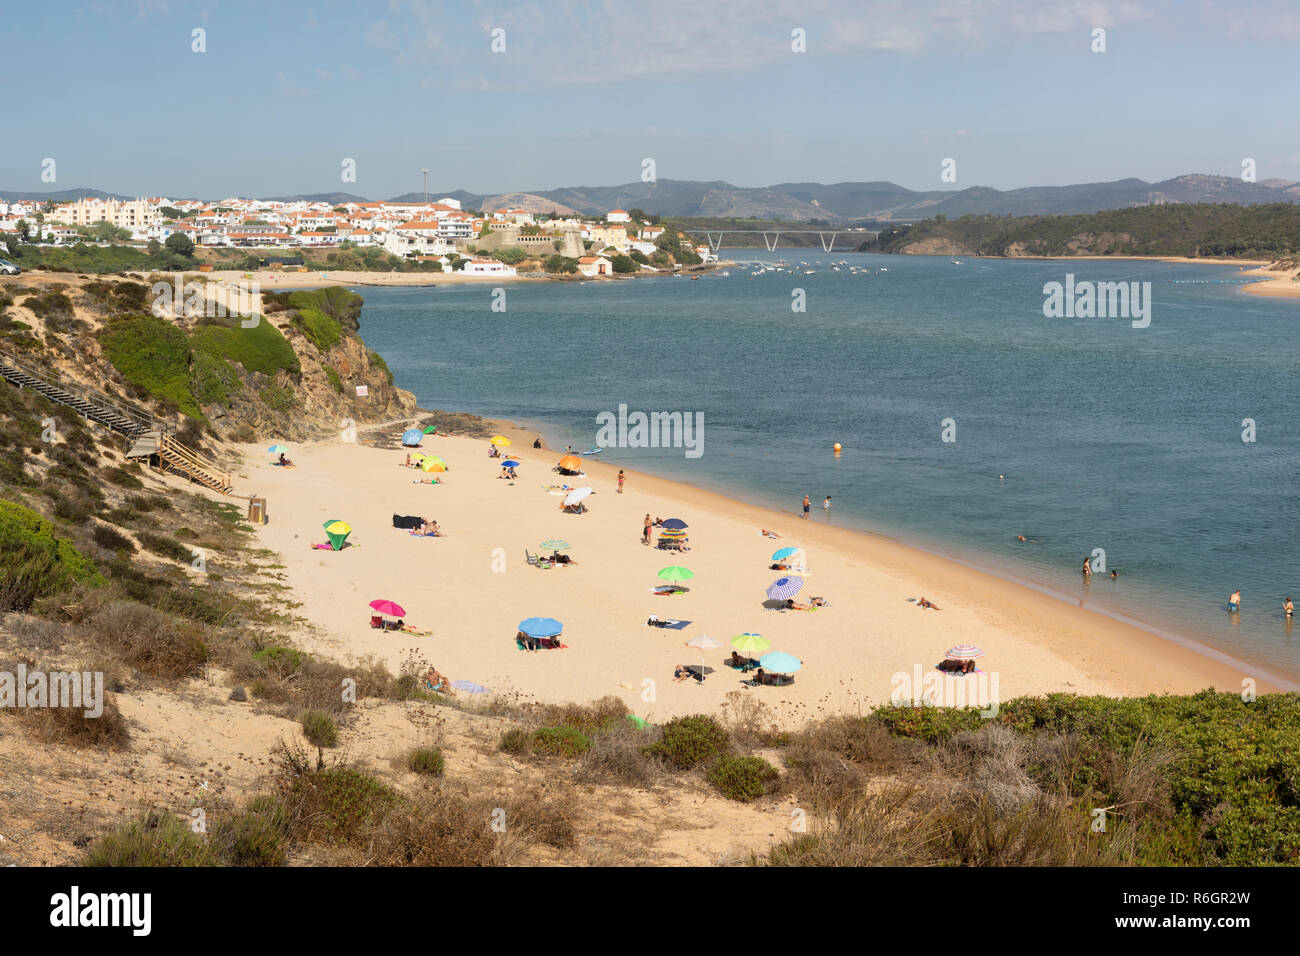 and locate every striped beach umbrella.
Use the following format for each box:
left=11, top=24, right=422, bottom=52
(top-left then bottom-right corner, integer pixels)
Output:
left=945, top=644, right=985, bottom=661
left=731, top=633, right=769, bottom=653
left=766, top=575, right=804, bottom=601
left=759, top=651, right=802, bottom=674
left=539, top=539, right=570, bottom=551
left=657, top=566, right=694, bottom=582
left=323, top=519, right=352, bottom=551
